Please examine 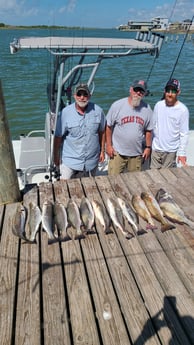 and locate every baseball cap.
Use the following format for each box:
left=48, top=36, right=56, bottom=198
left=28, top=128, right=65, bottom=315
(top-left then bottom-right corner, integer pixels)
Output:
left=132, top=79, right=147, bottom=92
left=75, top=84, right=90, bottom=96
left=165, top=78, right=180, bottom=91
